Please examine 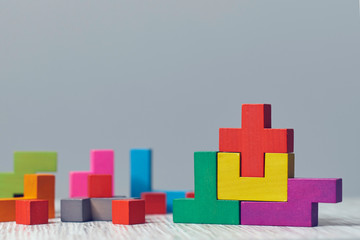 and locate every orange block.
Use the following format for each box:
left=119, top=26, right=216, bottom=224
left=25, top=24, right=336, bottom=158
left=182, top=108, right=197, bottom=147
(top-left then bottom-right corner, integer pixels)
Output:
left=0, top=199, right=16, bottom=222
